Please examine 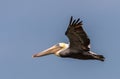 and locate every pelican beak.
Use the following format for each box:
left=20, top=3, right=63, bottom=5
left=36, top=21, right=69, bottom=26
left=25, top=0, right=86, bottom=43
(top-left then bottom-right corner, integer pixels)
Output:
left=32, top=44, right=62, bottom=58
